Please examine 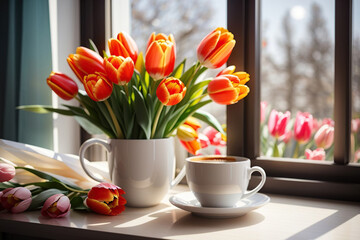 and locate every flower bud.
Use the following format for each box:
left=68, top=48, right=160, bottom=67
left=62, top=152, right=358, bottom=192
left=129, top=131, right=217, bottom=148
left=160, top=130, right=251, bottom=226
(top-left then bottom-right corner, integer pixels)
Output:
left=41, top=194, right=71, bottom=218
